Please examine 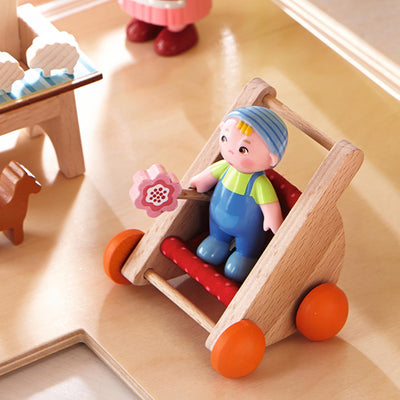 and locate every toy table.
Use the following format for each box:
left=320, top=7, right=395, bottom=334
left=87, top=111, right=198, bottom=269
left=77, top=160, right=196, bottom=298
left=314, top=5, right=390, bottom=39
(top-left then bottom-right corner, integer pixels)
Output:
left=0, top=4, right=102, bottom=178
